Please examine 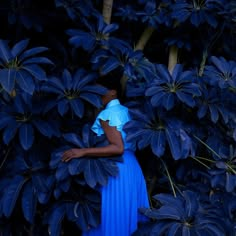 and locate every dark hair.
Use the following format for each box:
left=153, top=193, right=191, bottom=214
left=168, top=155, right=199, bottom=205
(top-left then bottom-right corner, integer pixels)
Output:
left=96, top=72, right=122, bottom=98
